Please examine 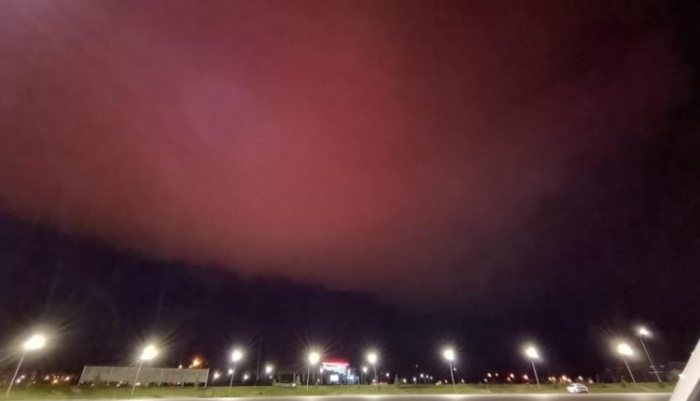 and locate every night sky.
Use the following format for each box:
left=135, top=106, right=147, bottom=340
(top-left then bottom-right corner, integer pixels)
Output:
left=0, top=0, right=699, bottom=382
